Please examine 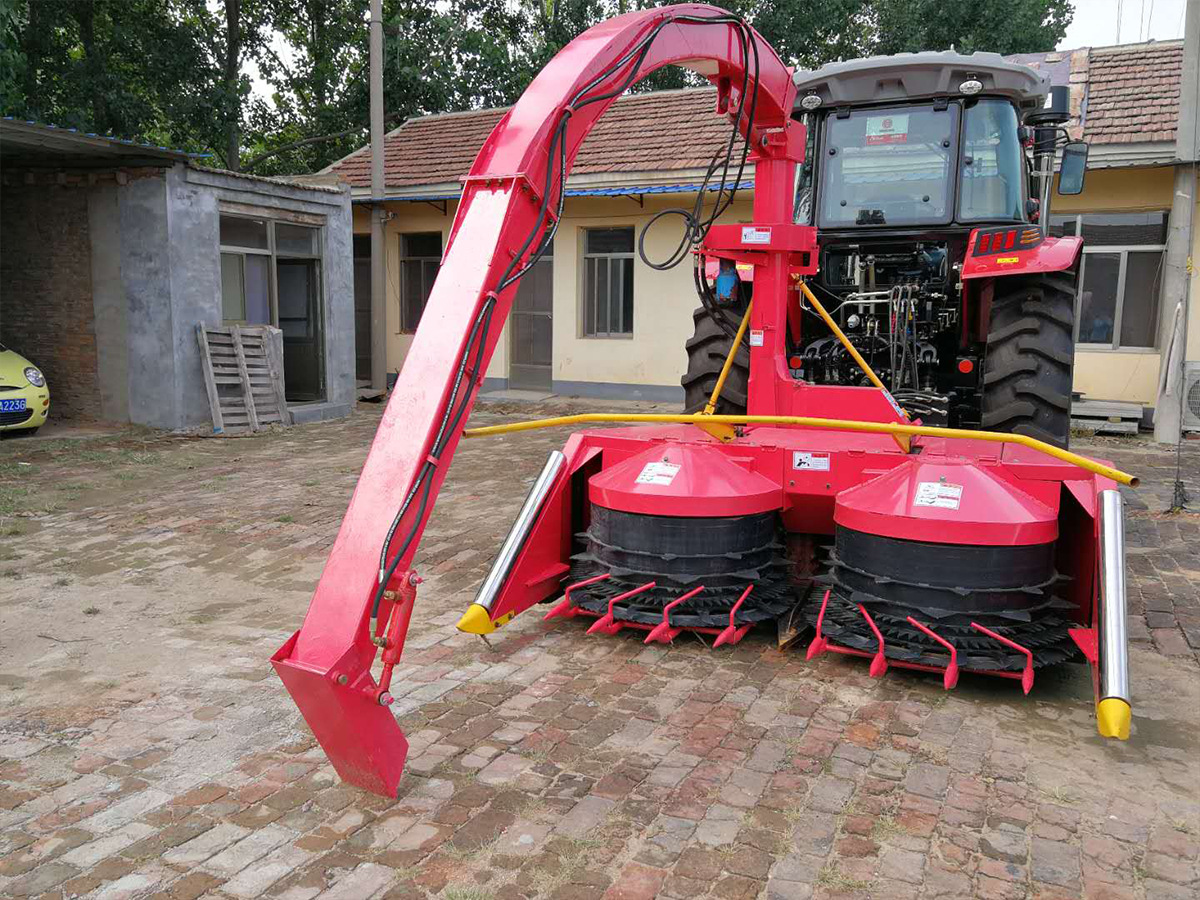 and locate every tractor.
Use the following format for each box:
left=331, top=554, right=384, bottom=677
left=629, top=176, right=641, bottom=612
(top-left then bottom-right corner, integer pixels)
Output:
left=271, top=4, right=1135, bottom=799
left=684, top=52, right=1090, bottom=449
